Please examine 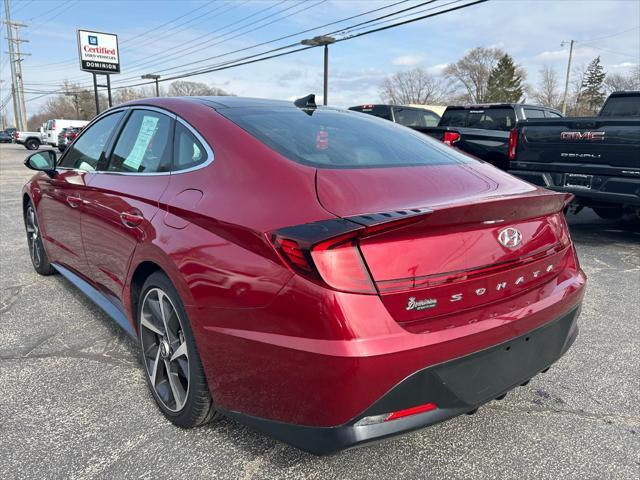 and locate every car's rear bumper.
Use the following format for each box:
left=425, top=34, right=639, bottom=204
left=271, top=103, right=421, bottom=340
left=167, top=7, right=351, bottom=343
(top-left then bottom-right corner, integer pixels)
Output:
left=509, top=168, right=640, bottom=207
left=222, top=303, right=580, bottom=455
